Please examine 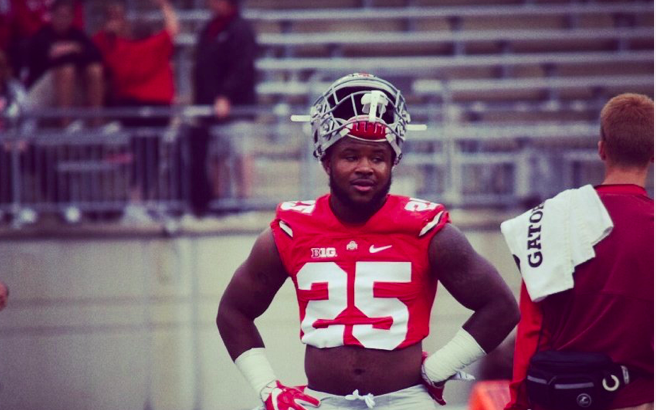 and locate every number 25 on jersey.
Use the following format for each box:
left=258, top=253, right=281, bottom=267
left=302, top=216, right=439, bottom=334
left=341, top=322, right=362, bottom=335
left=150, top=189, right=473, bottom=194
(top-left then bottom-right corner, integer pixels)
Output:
left=296, top=261, right=411, bottom=351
